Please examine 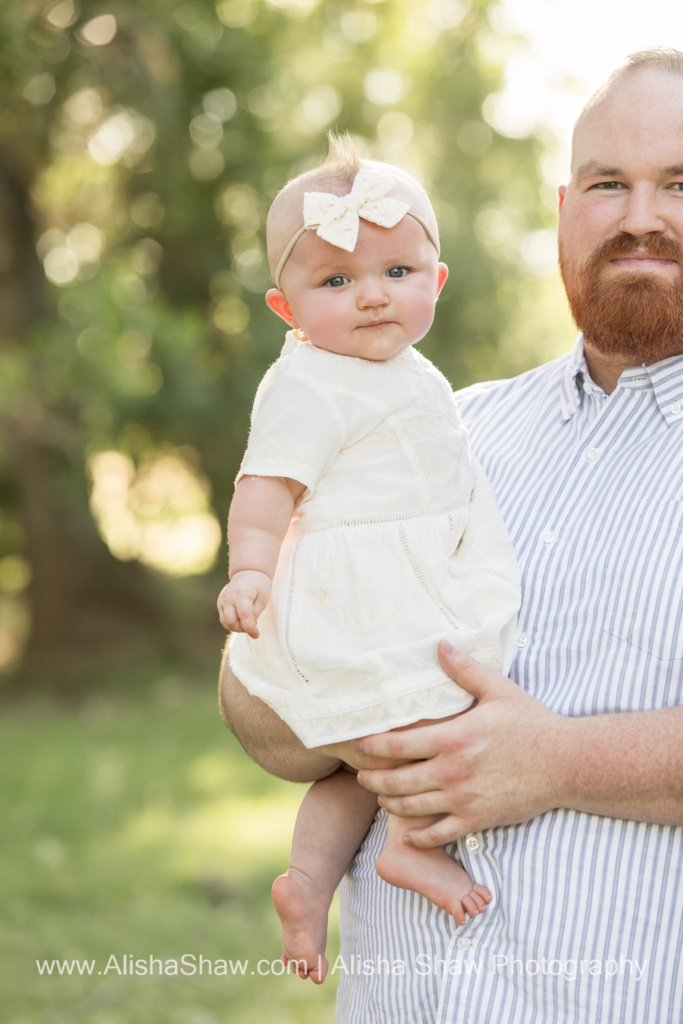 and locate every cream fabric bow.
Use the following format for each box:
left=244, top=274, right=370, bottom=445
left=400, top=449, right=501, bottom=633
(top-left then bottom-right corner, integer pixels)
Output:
left=303, top=169, right=410, bottom=252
